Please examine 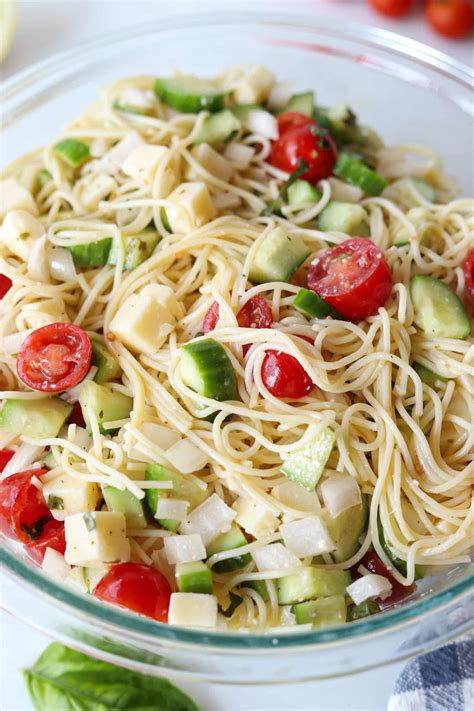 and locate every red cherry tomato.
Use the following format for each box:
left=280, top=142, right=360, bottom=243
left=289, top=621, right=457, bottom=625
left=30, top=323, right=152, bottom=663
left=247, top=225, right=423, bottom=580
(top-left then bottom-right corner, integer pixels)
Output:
left=94, top=562, right=172, bottom=622
left=202, top=296, right=273, bottom=334
left=463, top=248, right=474, bottom=301
left=0, top=274, right=12, bottom=299
left=68, top=401, right=86, bottom=428
left=0, top=449, right=14, bottom=472
left=277, top=111, right=316, bottom=136
left=0, top=469, right=51, bottom=543
left=269, top=123, right=337, bottom=185
left=307, top=238, right=392, bottom=320
left=202, top=301, right=220, bottom=334
left=357, top=551, right=416, bottom=609
left=261, top=350, right=314, bottom=399
left=425, top=0, right=473, bottom=38
left=368, top=0, right=413, bottom=17
left=26, top=520, right=66, bottom=564
left=17, top=322, right=92, bottom=393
